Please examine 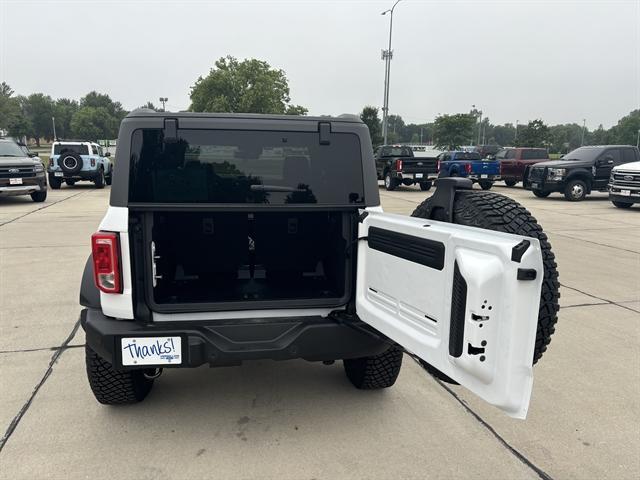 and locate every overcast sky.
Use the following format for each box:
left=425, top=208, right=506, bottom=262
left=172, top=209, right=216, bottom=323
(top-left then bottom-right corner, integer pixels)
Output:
left=1, top=0, right=638, bottom=128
